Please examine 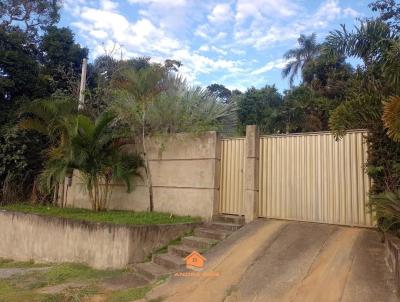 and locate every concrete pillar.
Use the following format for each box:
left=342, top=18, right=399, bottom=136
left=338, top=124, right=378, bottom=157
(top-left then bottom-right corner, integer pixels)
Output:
left=212, top=131, right=221, bottom=219
left=244, top=125, right=259, bottom=222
